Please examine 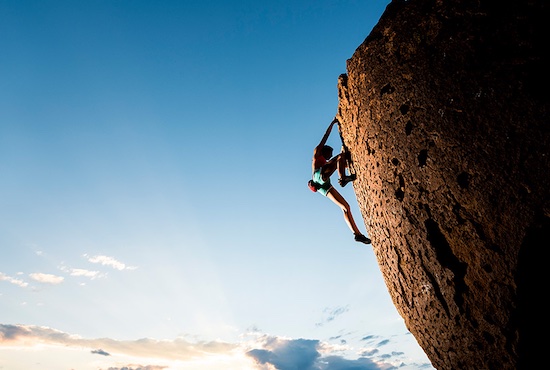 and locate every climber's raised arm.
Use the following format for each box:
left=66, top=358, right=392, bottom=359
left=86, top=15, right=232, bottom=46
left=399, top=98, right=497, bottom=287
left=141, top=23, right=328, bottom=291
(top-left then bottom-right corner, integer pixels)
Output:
left=315, top=117, right=339, bottom=154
